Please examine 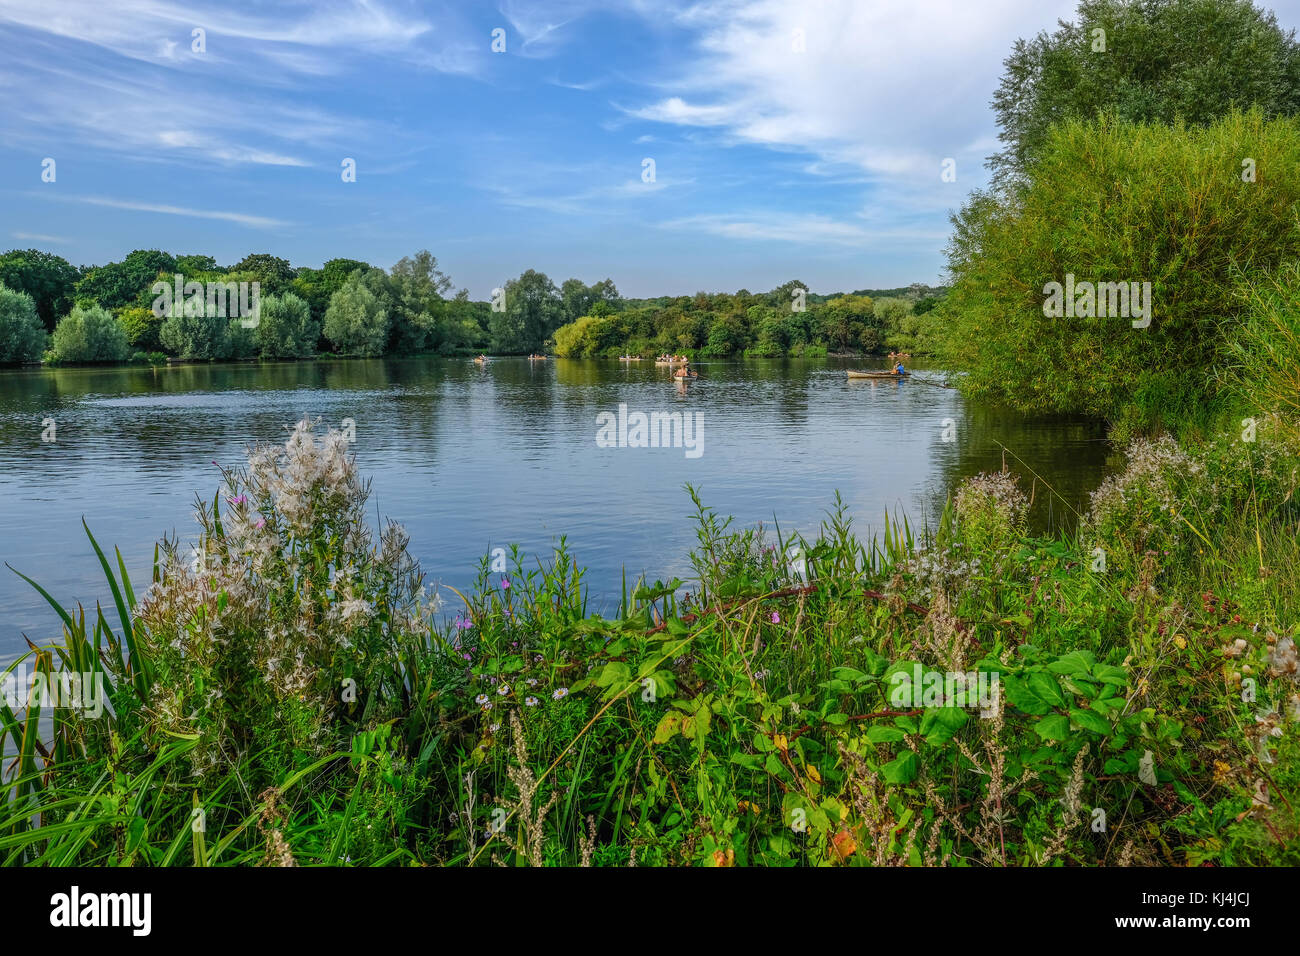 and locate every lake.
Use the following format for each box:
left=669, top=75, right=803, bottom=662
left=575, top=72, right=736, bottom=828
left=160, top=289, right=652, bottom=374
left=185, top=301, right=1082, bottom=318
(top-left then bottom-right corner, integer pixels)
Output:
left=0, top=356, right=1111, bottom=662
